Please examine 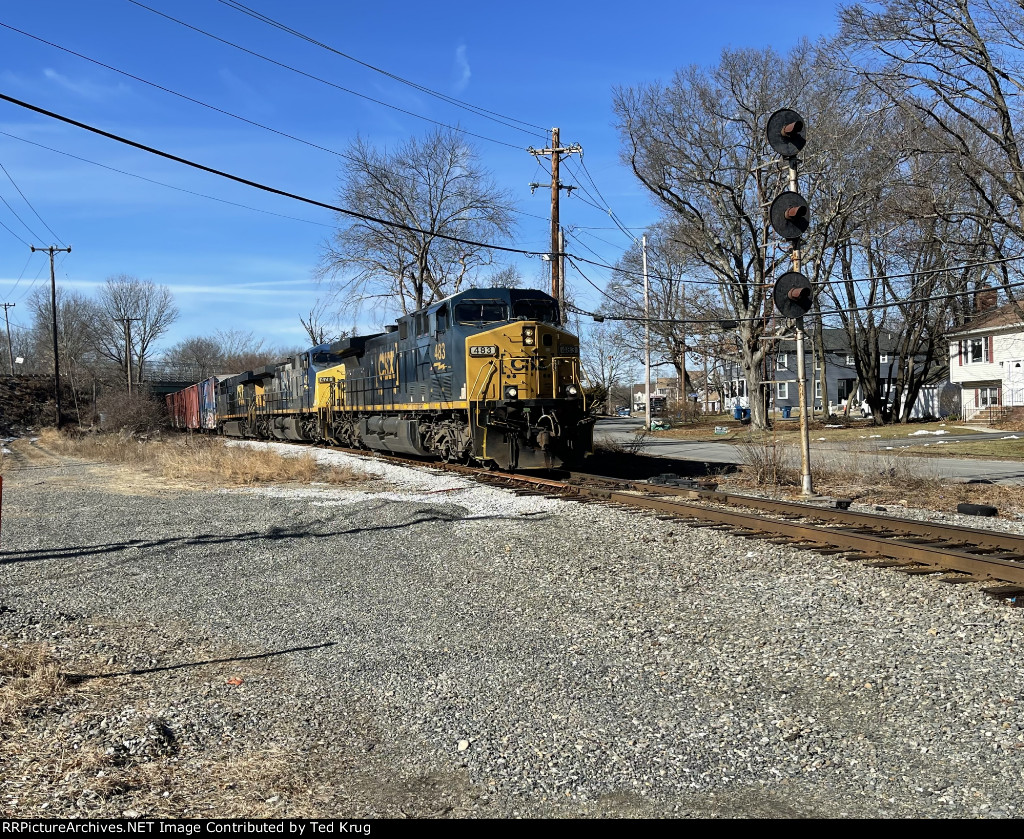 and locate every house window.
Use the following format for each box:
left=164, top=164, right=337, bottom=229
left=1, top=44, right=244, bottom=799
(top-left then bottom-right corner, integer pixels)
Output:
left=814, top=379, right=822, bottom=399
left=978, top=387, right=1001, bottom=407
left=777, top=382, right=789, bottom=400
left=846, top=354, right=856, bottom=365
left=967, top=337, right=990, bottom=363
left=813, top=357, right=821, bottom=372
left=776, top=354, right=787, bottom=370
left=880, top=353, right=889, bottom=363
